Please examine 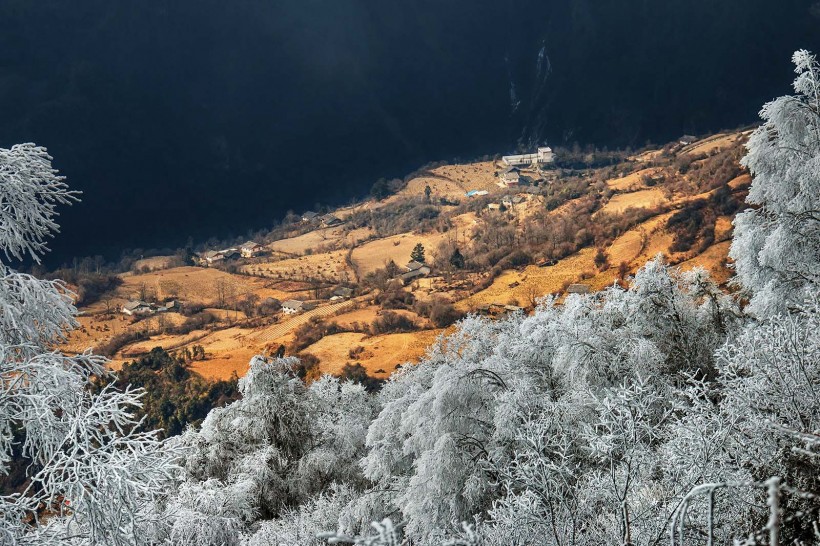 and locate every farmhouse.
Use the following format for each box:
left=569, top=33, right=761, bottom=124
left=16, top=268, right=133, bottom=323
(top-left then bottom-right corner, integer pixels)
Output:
left=220, top=249, right=241, bottom=260
left=400, top=266, right=431, bottom=284
left=406, top=260, right=426, bottom=272
left=121, top=300, right=153, bottom=316
left=281, top=300, right=316, bottom=314
left=679, top=135, right=698, bottom=145
left=158, top=300, right=181, bottom=313
left=200, top=250, right=223, bottom=266
left=502, top=146, right=555, bottom=167
left=240, top=241, right=262, bottom=258
left=498, top=166, right=521, bottom=187
left=321, top=214, right=343, bottom=227
left=331, top=286, right=354, bottom=299
left=487, top=203, right=501, bottom=211
left=301, top=211, right=319, bottom=223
